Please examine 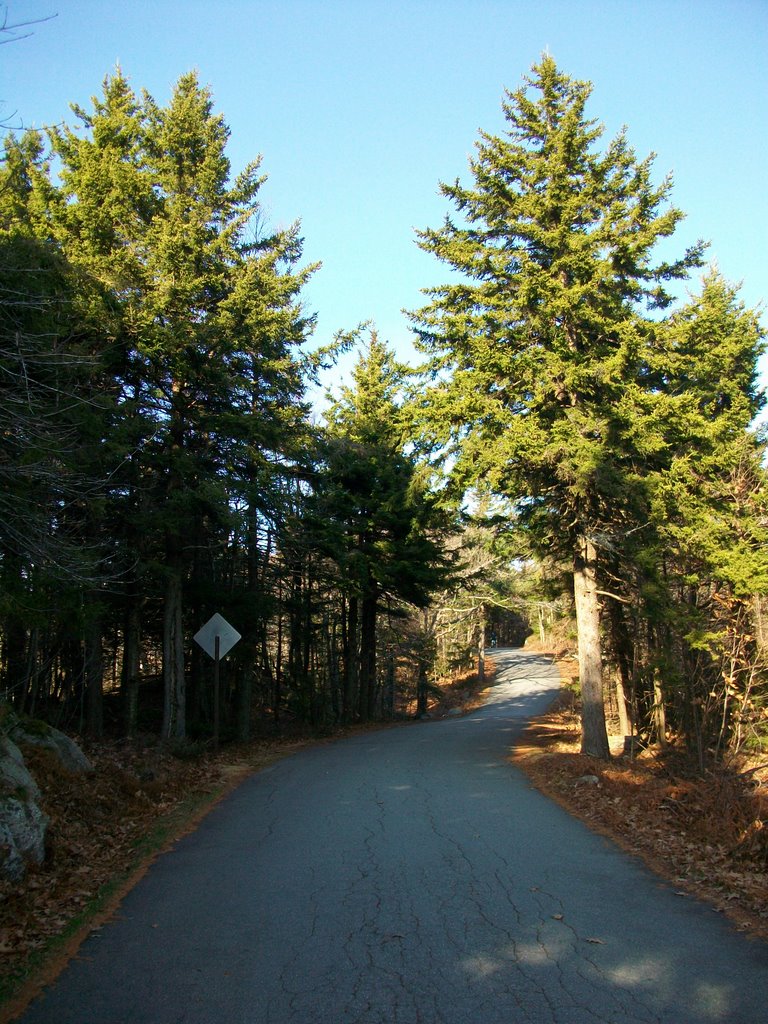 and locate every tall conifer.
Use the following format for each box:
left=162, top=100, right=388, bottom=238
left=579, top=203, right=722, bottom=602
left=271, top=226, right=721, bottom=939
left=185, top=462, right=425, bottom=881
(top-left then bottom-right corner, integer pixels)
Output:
left=314, top=332, right=452, bottom=720
left=412, top=56, right=705, bottom=757
left=50, top=71, right=315, bottom=738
